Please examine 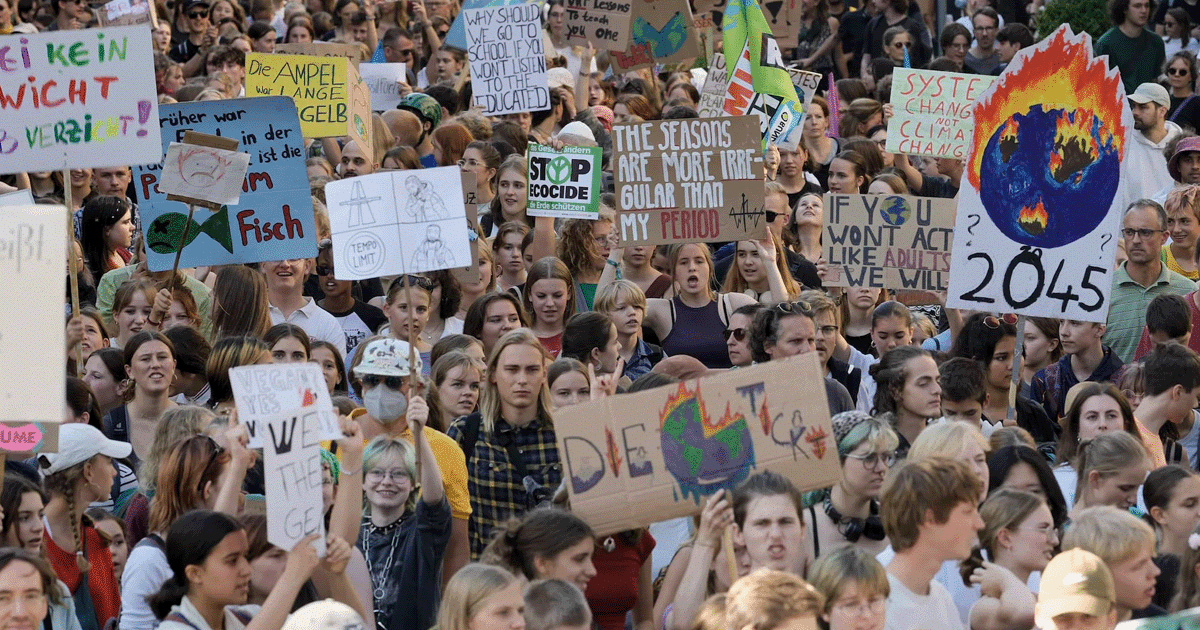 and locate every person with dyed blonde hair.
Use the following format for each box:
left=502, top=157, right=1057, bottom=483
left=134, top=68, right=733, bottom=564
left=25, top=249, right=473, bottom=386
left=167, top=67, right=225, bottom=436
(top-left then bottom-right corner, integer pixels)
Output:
left=1062, top=506, right=1162, bottom=620
left=808, top=546, right=889, bottom=630
left=725, top=570, right=823, bottom=630
left=437, top=564, right=525, bottom=630
left=1162, top=184, right=1200, bottom=279
left=594, top=279, right=661, bottom=381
